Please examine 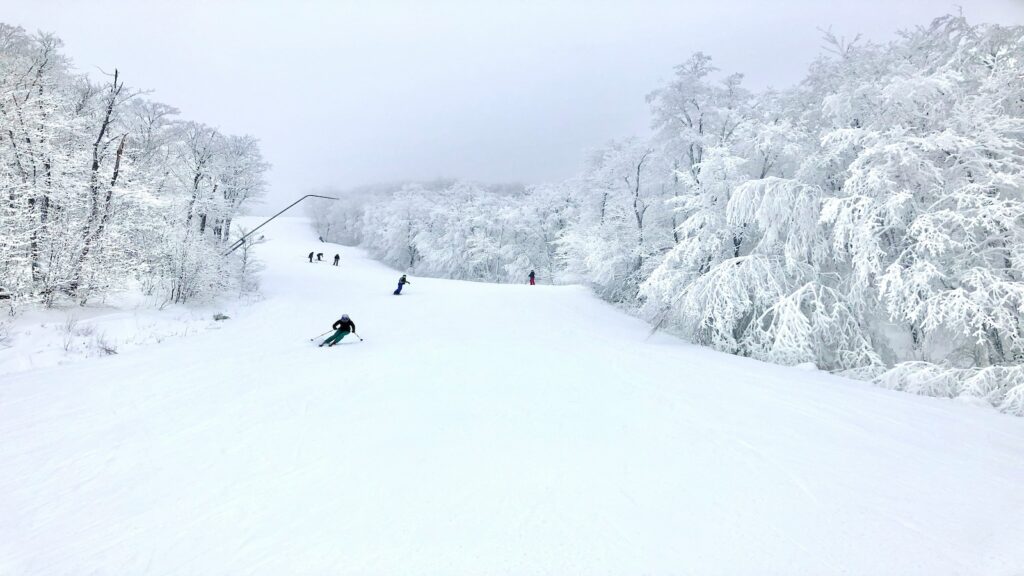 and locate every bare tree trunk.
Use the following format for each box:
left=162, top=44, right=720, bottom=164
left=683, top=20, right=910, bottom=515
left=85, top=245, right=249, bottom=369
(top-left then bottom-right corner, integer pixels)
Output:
left=73, top=133, right=127, bottom=296
left=71, top=70, right=124, bottom=294
left=186, top=168, right=203, bottom=228
left=628, top=150, right=651, bottom=273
